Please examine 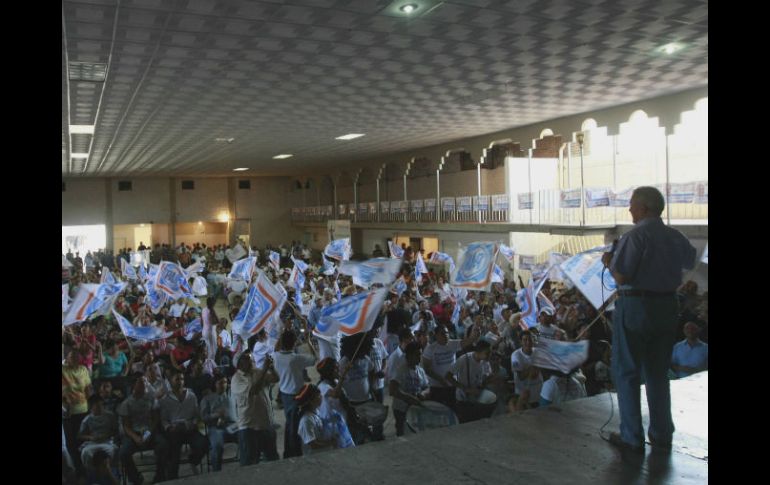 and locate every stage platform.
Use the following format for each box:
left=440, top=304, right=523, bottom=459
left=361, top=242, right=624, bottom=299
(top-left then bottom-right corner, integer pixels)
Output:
left=174, top=372, right=707, bottom=484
